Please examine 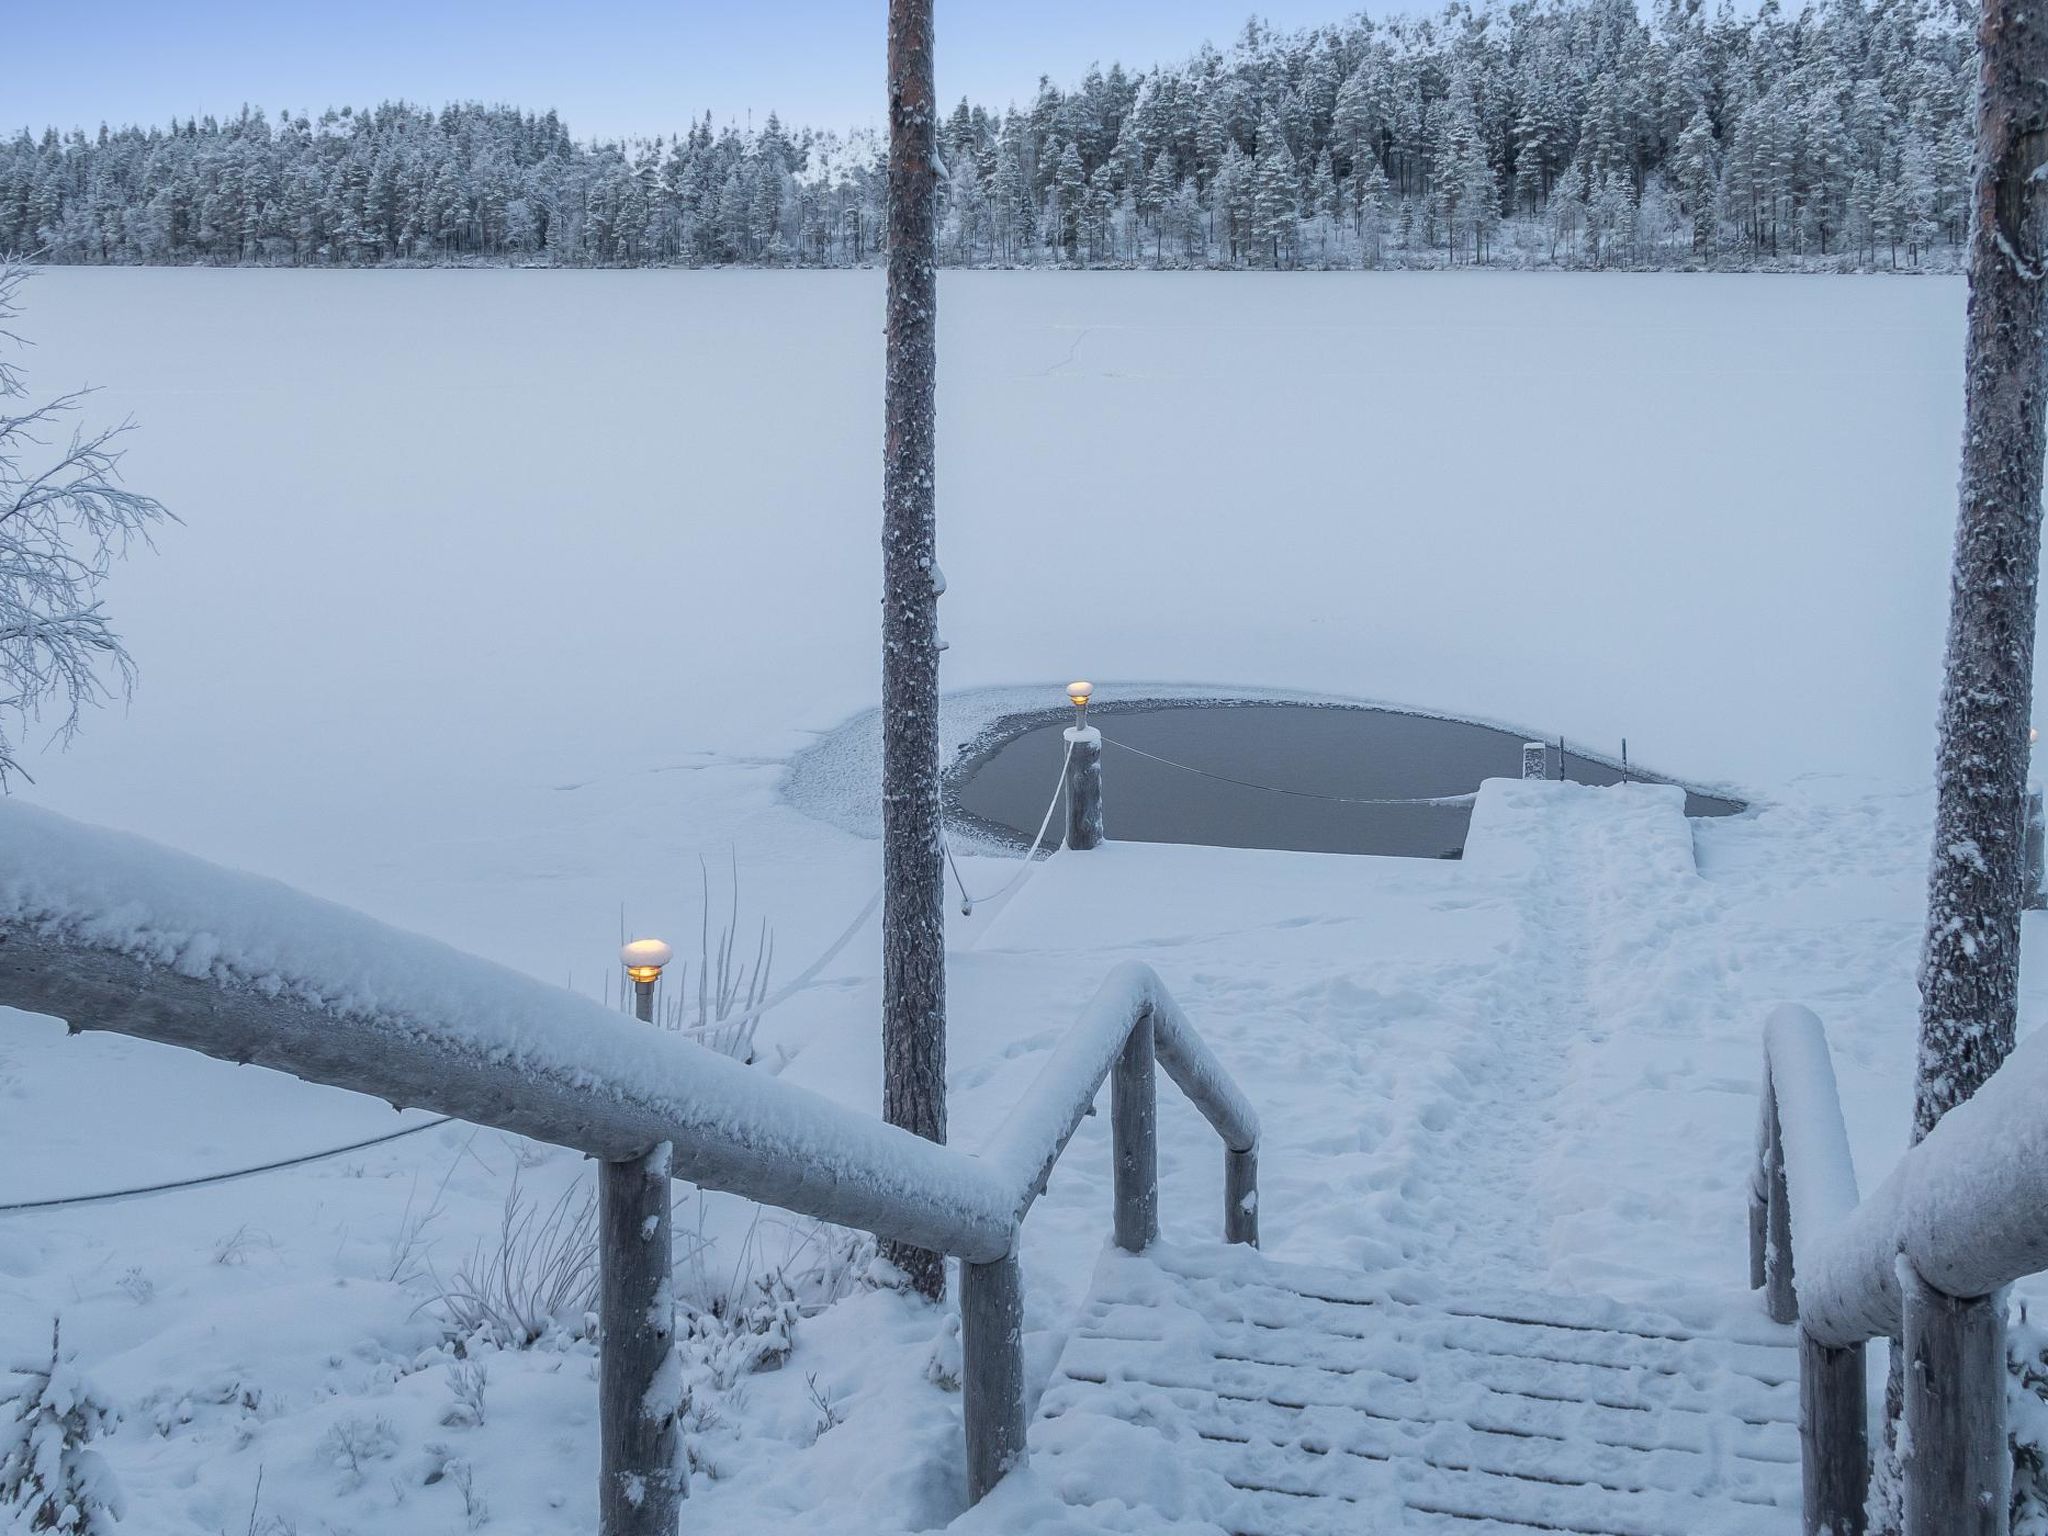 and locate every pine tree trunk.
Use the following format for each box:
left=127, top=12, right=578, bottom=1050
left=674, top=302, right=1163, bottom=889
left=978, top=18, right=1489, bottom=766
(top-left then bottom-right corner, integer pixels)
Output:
left=881, top=0, right=948, bottom=1303
left=1877, top=6, right=2048, bottom=1530
left=1916, top=0, right=2048, bottom=1147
